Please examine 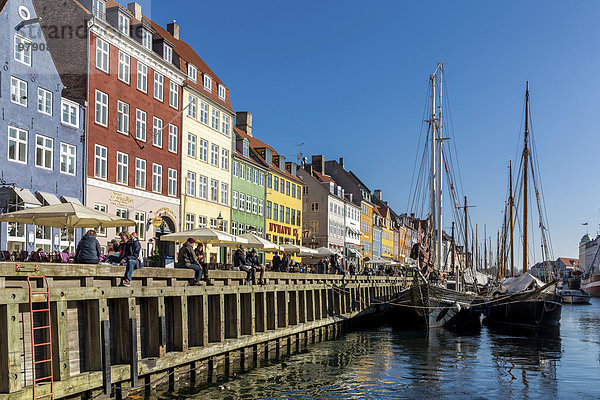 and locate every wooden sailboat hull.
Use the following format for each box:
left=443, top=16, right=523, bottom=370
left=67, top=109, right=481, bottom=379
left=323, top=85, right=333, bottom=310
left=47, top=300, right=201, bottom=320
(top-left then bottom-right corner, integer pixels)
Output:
left=581, top=274, right=600, bottom=296
left=484, top=299, right=562, bottom=330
